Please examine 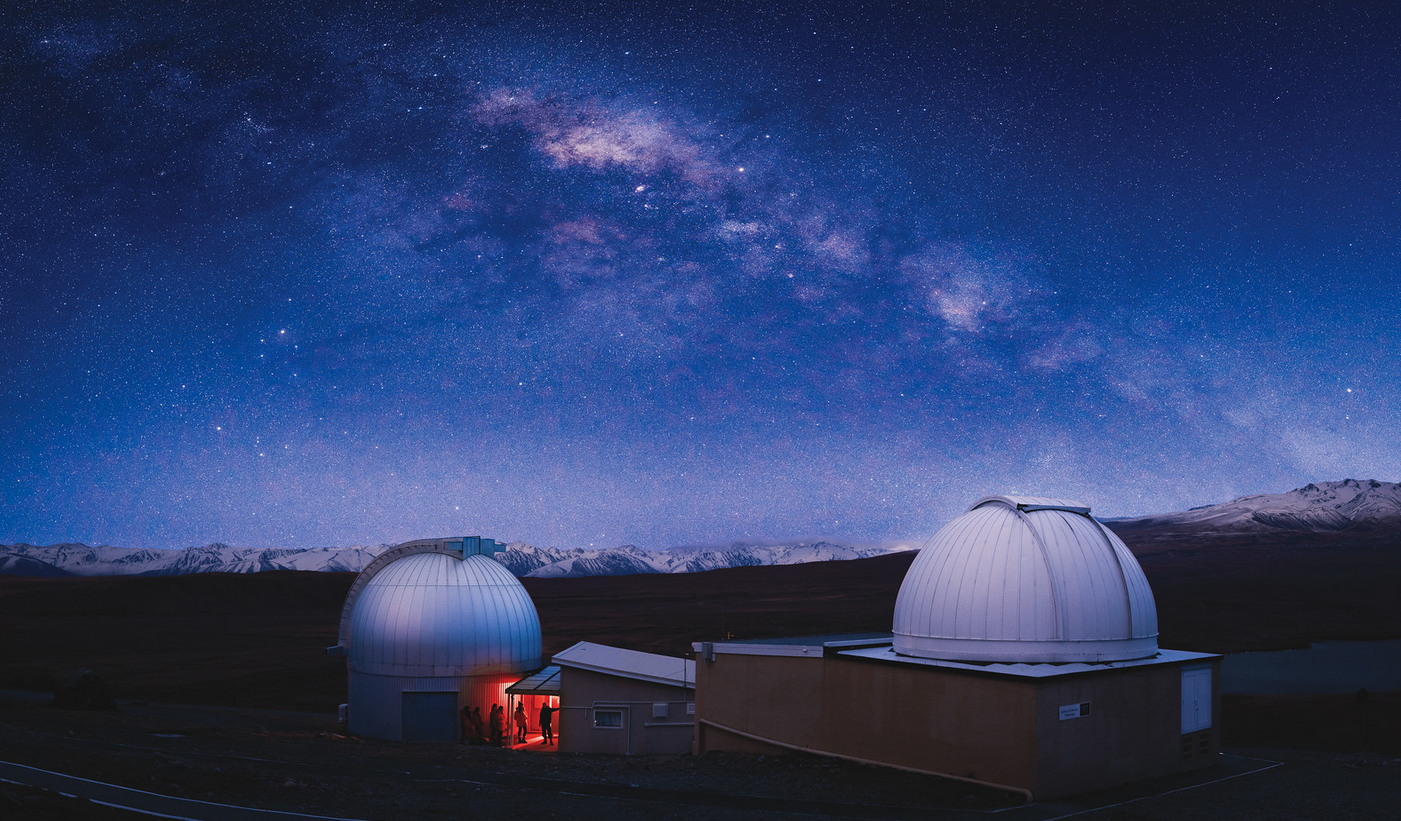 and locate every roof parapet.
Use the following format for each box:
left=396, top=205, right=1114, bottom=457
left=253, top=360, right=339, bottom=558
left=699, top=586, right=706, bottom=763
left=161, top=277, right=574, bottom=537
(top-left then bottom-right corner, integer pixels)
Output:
left=396, top=536, right=502, bottom=556
left=970, top=496, right=1092, bottom=515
